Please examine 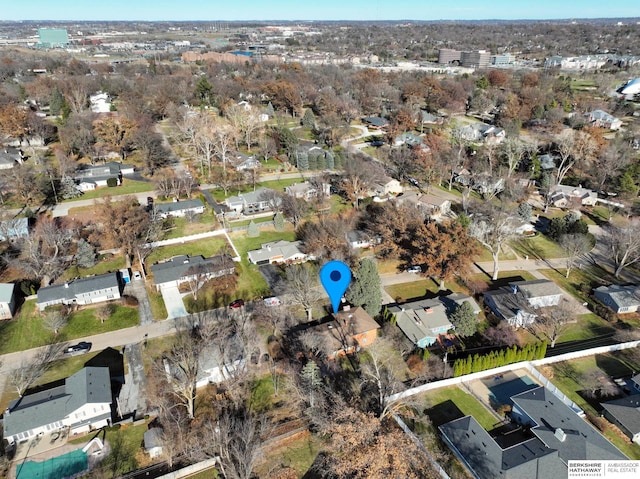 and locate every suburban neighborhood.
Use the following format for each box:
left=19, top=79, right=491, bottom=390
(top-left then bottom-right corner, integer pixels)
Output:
left=1, top=7, right=640, bottom=479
